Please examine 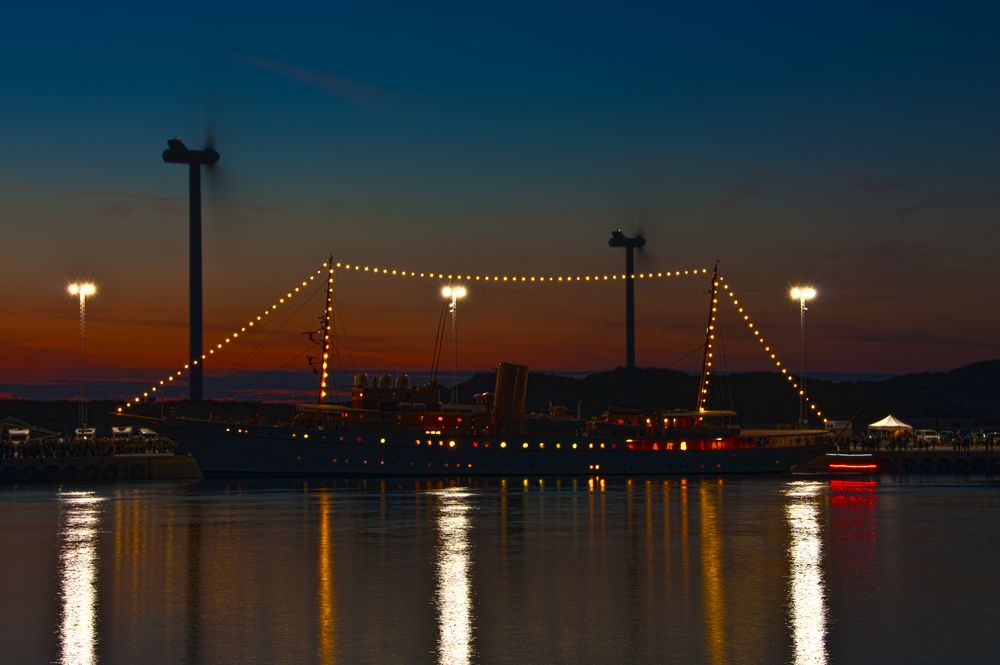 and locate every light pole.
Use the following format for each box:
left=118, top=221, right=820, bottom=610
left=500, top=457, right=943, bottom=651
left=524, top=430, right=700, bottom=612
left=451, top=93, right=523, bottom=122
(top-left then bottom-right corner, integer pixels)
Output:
left=68, top=282, right=96, bottom=431
left=790, top=286, right=817, bottom=427
left=441, top=285, right=467, bottom=402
